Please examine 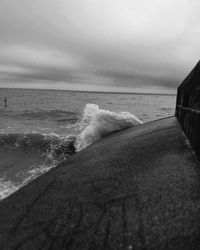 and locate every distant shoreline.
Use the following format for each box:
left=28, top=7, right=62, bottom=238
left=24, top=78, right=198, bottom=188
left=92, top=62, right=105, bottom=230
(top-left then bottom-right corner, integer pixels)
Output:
left=0, top=87, right=176, bottom=96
